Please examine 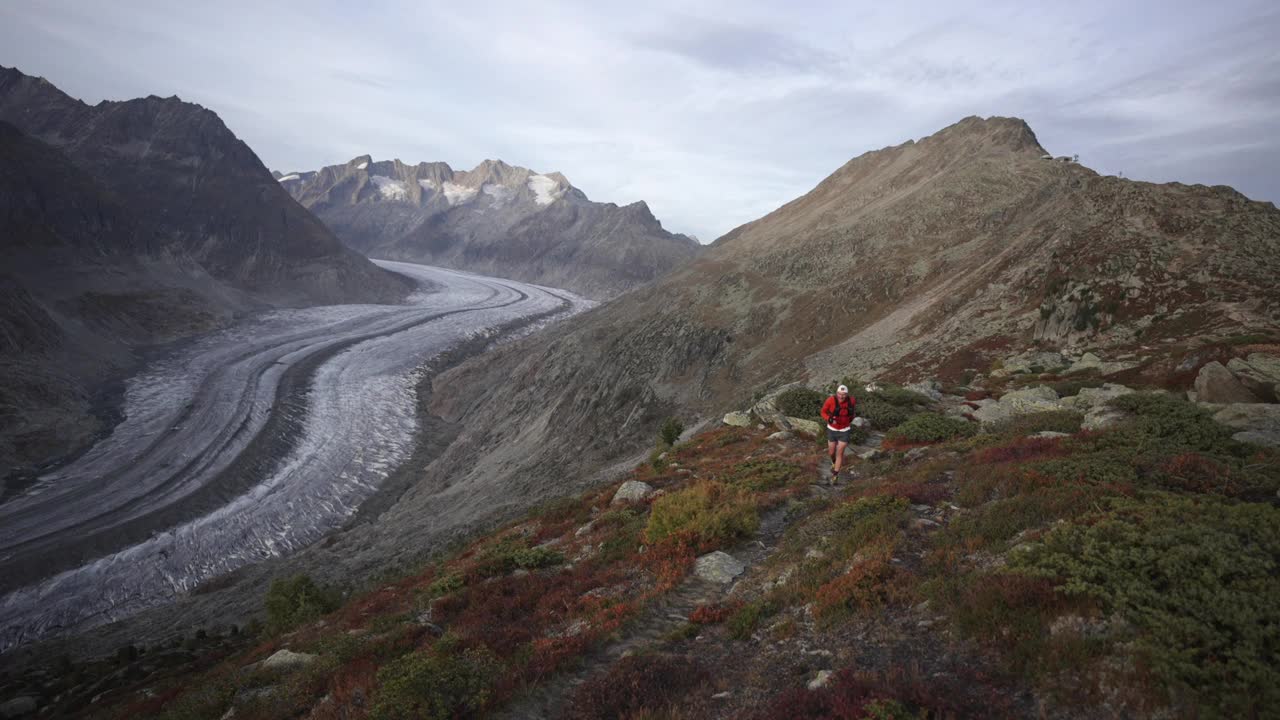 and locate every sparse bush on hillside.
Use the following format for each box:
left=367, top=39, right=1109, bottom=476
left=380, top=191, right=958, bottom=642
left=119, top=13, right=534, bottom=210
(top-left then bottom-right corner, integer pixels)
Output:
left=428, top=572, right=466, bottom=598
left=1108, top=392, right=1239, bottom=454
left=370, top=635, right=499, bottom=720
left=658, top=417, right=684, bottom=447
left=776, top=386, right=826, bottom=418
left=727, top=458, right=804, bottom=491
left=568, top=653, right=710, bottom=720
left=264, top=574, right=339, bottom=633
left=474, top=536, right=563, bottom=577
left=857, top=396, right=916, bottom=430
left=1013, top=494, right=1280, bottom=716
left=989, top=409, right=1083, bottom=436
left=727, top=598, right=780, bottom=640
left=645, top=480, right=759, bottom=548
left=886, top=413, right=976, bottom=444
